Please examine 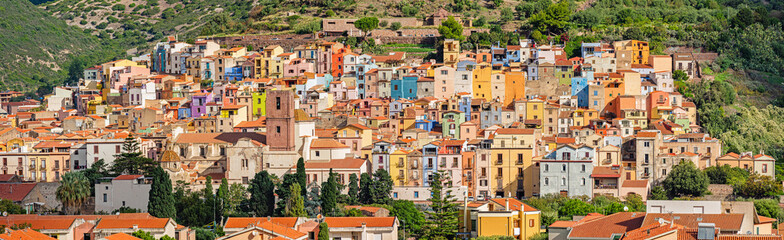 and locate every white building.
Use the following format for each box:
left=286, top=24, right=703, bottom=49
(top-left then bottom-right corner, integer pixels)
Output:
left=95, top=175, right=152, bottom=213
